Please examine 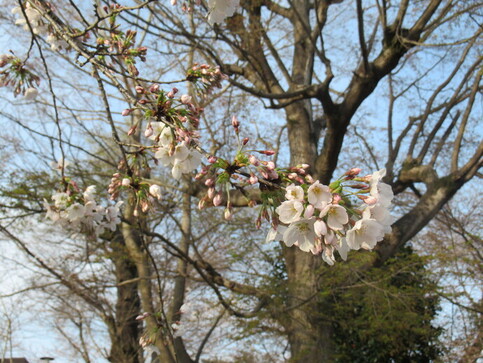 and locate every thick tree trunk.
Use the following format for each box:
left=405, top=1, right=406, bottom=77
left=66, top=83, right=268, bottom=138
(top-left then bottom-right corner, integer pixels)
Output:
left=280, top=101, right=338, bottom=362
left=108, top=230, right=142, bottom=363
